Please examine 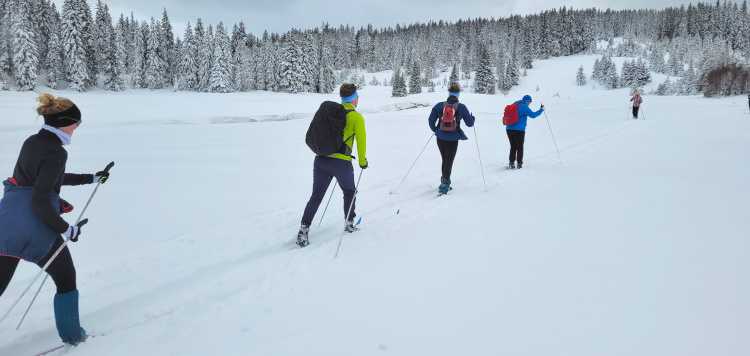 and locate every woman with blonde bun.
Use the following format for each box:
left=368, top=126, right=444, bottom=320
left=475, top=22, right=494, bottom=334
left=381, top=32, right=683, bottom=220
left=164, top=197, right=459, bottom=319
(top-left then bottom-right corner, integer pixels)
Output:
left=0, top=94, right=111, bottom=345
